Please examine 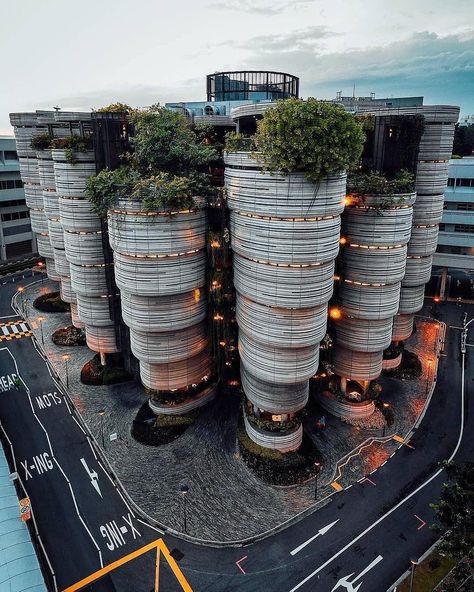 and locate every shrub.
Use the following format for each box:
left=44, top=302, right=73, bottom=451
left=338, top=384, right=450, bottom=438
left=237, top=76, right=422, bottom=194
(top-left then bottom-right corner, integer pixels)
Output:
left=52, top=326, right=86, bottom=346
left=33, top=291, right=70, bottom=313
left=96, top=102, right=133, bottom=113
left=131, top=401, right=201, bottom=446
left=52, top=135, right=94, bottom=164
left=347, top=169, right=415, bottom=196
left=253, top=98, right=365, bottom=183
left=31, top=134, right=52, bottom=151
left=85, top=167, right=139, bottom=217
left=384, top=349, right=422, bottom=379
left=224, top=132, right=255, bottom=153
left=80, top=354, right=132, bottom=385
